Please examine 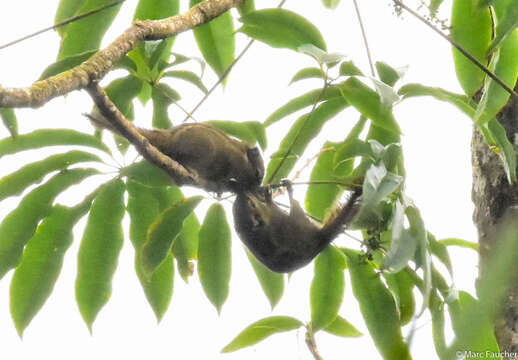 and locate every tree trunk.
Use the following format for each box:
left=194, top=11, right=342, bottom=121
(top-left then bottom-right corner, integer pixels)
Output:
left=472, top=90, right=518, bottom=358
